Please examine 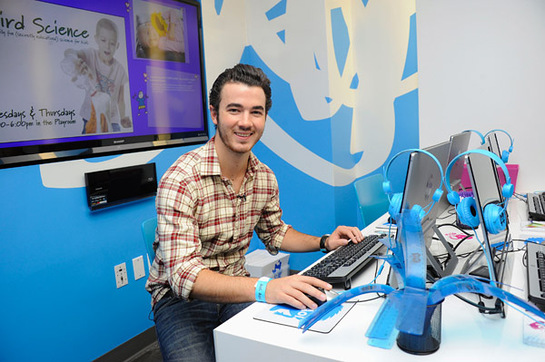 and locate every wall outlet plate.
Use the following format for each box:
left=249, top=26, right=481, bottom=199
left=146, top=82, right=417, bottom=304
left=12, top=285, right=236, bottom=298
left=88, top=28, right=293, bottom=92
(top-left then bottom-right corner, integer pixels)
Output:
left=133, top=255, right=146, bottom=280
left=114, top=262, right=128, bottom=288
